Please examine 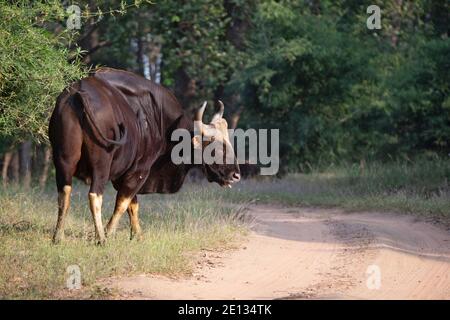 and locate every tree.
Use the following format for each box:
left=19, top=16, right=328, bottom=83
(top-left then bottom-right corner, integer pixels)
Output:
left=231, top=1, right=373, bottom=168
left=0, top=1, right=85, bottom=143
left=231, top=0, right=450, bottom=170
left=0, top=1, right=86, bottom=186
